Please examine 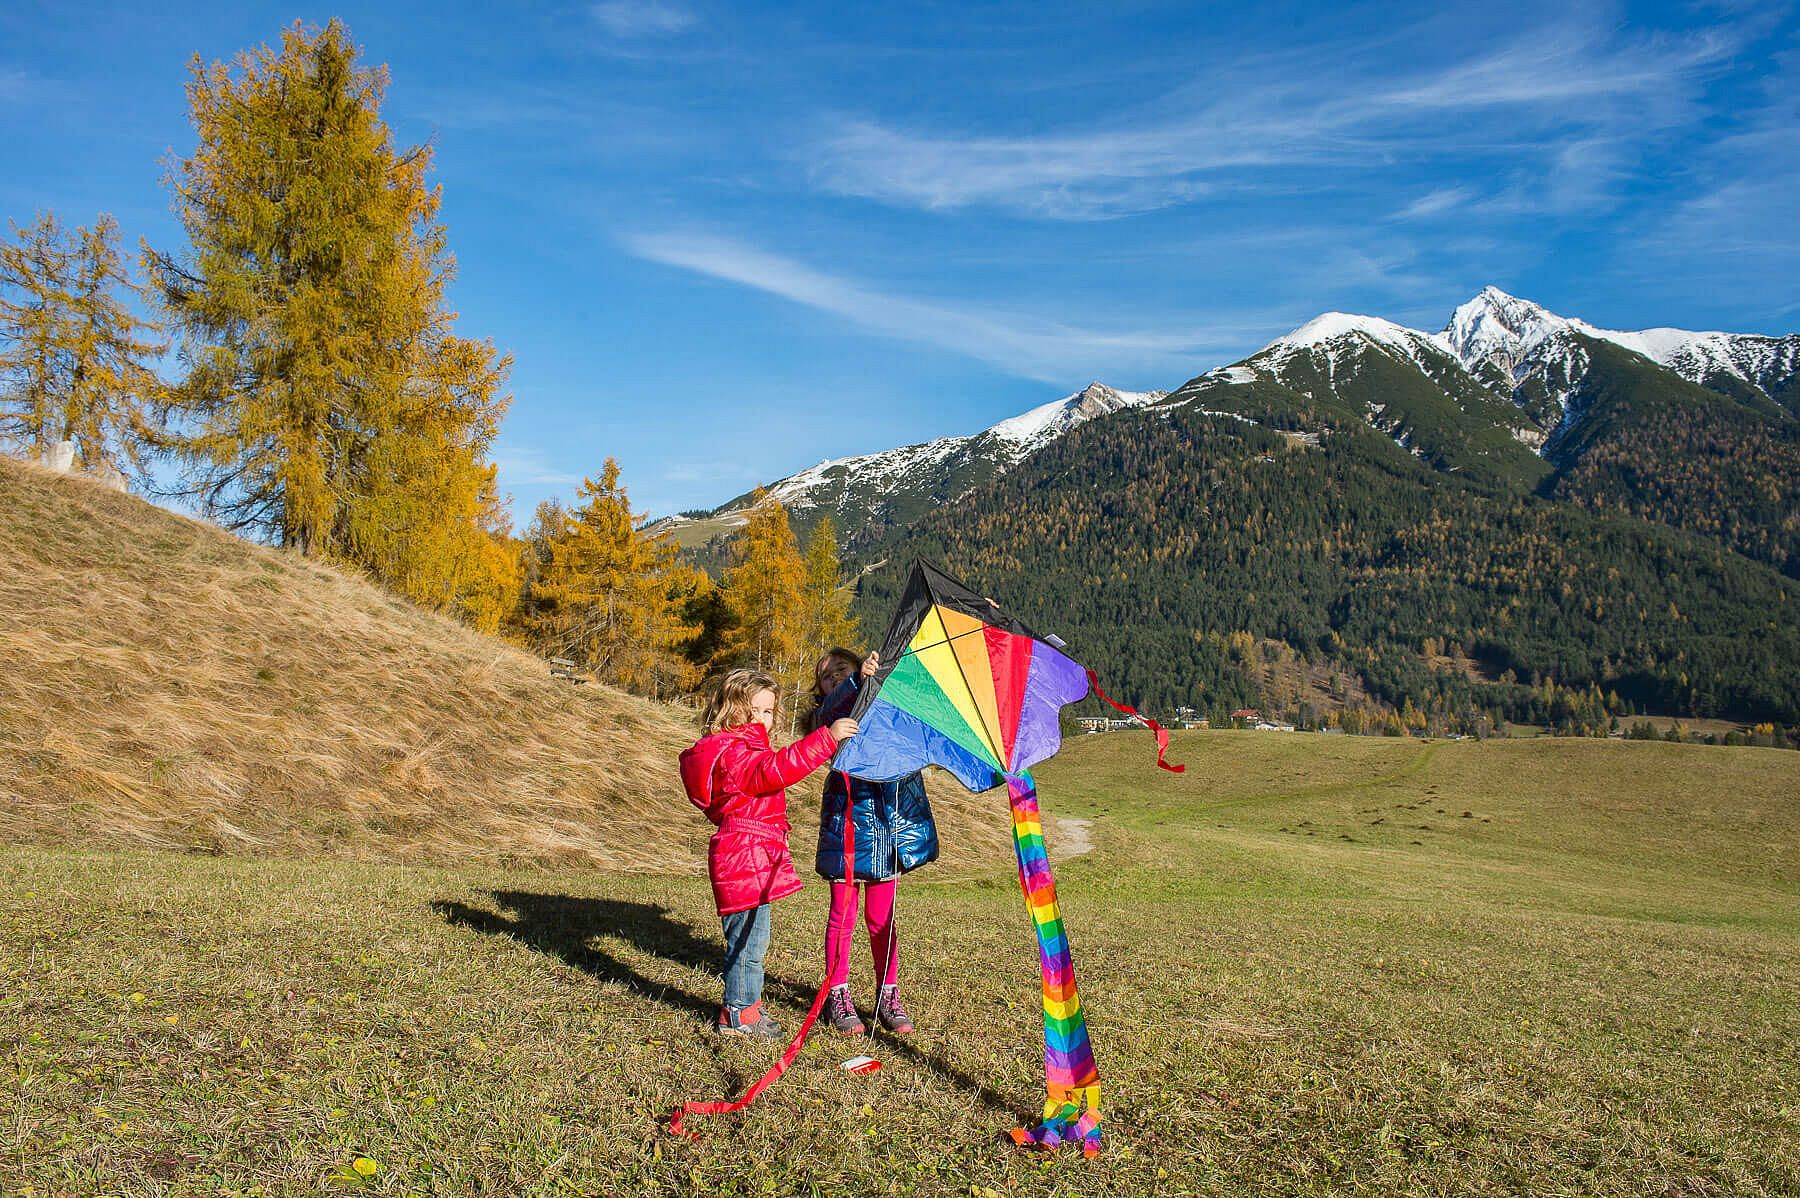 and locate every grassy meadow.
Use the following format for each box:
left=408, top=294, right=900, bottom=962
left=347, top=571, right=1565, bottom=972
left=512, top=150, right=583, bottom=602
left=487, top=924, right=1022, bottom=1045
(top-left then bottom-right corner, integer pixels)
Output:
left=5, top=732, right=1796, bottom=1196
